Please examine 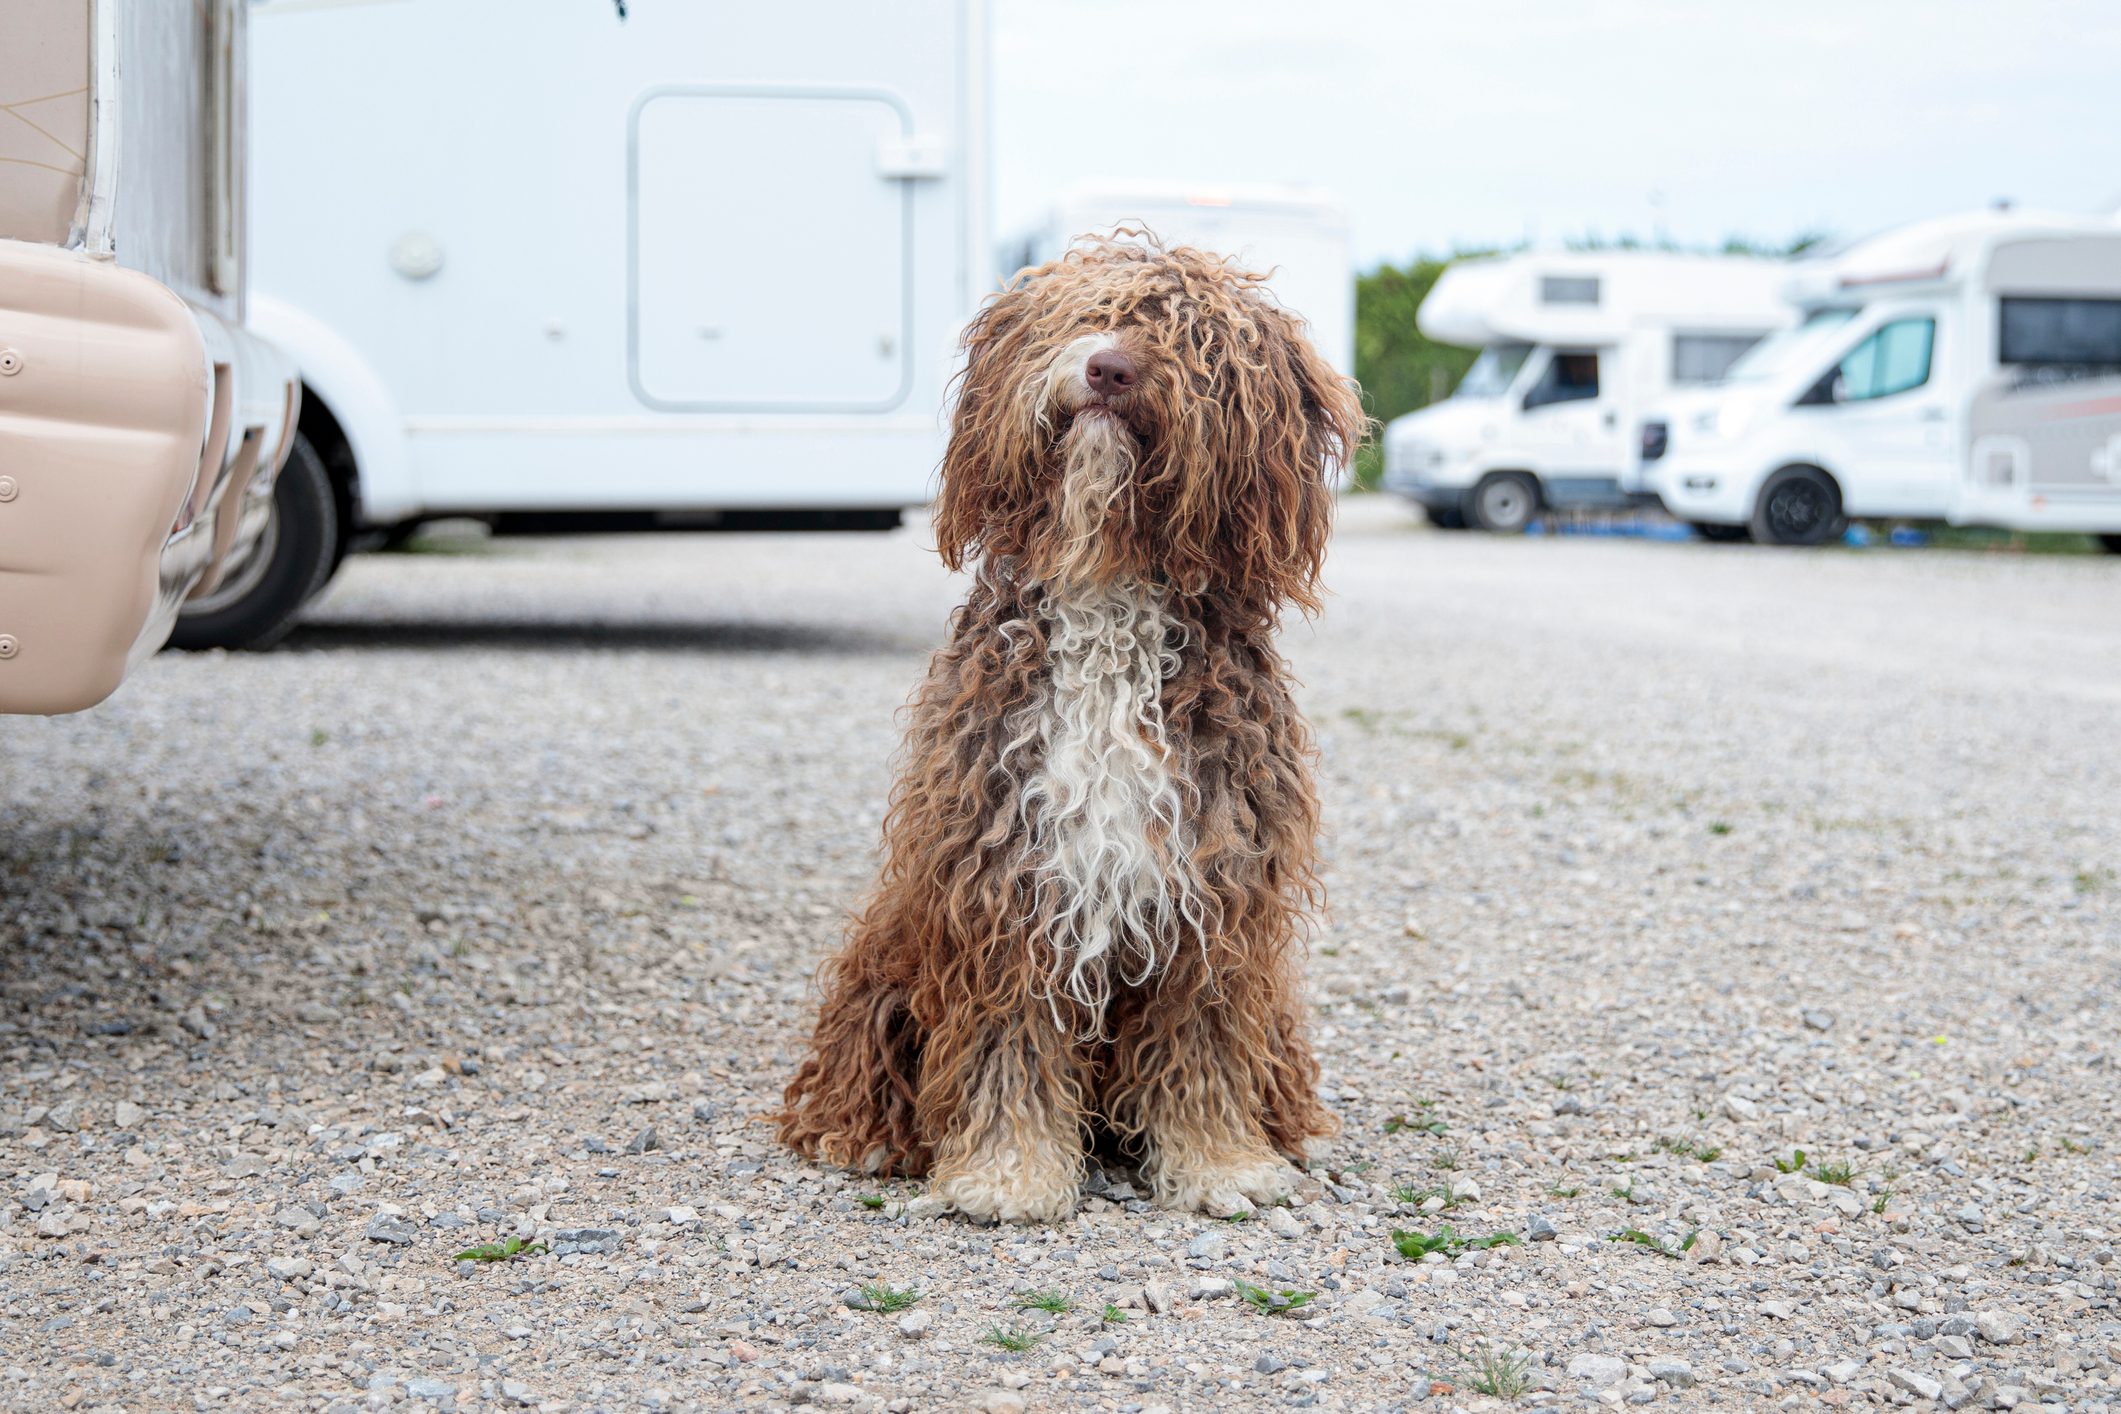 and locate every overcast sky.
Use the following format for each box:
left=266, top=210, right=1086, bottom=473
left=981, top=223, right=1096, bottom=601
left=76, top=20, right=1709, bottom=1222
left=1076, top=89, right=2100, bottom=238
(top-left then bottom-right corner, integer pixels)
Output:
left=992, top=0, right=2121, bottom=268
